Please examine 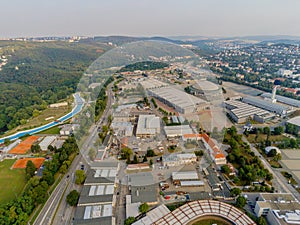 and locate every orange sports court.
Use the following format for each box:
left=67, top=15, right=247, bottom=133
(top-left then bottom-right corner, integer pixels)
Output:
left=9, top=136, right=39, bottom=154
left=12, top=157, right=45, bottom=169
